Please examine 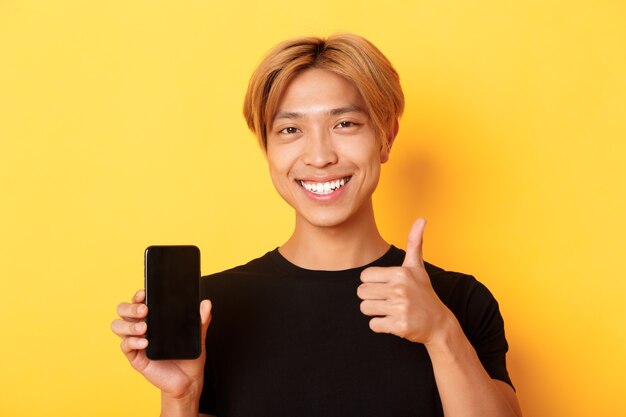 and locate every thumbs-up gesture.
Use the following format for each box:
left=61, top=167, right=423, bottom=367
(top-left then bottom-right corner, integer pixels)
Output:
left=357, top=218, right=454, bottom=345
